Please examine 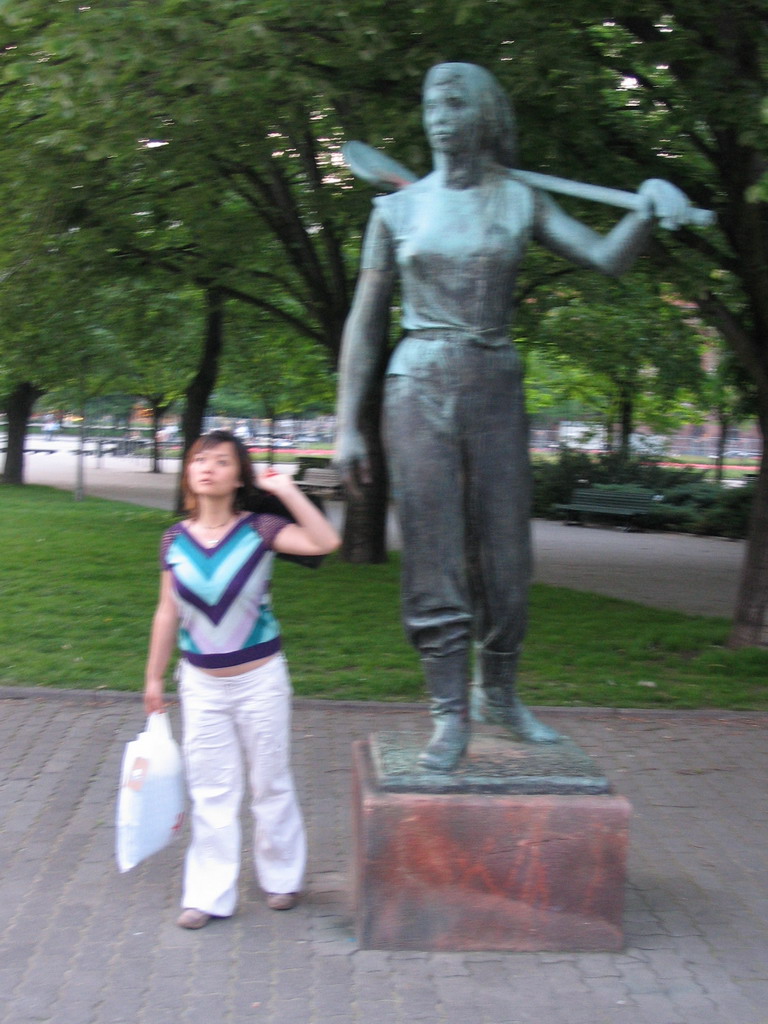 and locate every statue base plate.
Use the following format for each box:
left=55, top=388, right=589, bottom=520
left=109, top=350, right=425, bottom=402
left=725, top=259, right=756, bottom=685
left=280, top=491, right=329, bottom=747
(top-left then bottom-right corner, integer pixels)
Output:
left=352, top=733, right=631, bottom=951
left=370, top=729, right=611, bottom=794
